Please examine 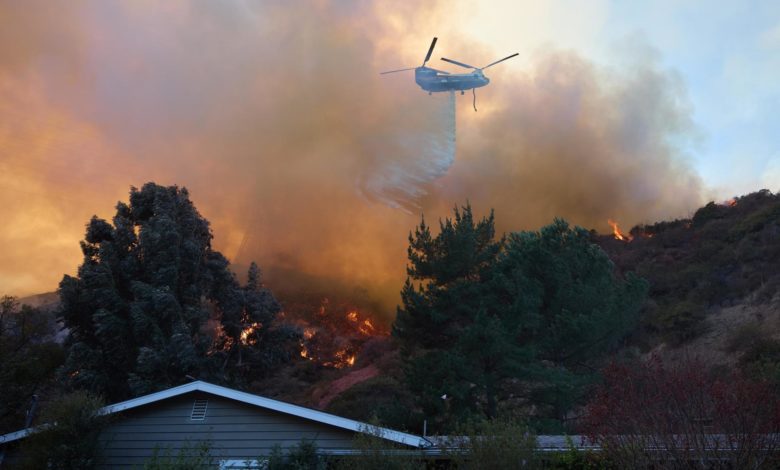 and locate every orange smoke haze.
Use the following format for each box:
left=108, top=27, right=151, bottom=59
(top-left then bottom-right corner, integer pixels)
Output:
left=0, top=1, right=705, bottom=316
